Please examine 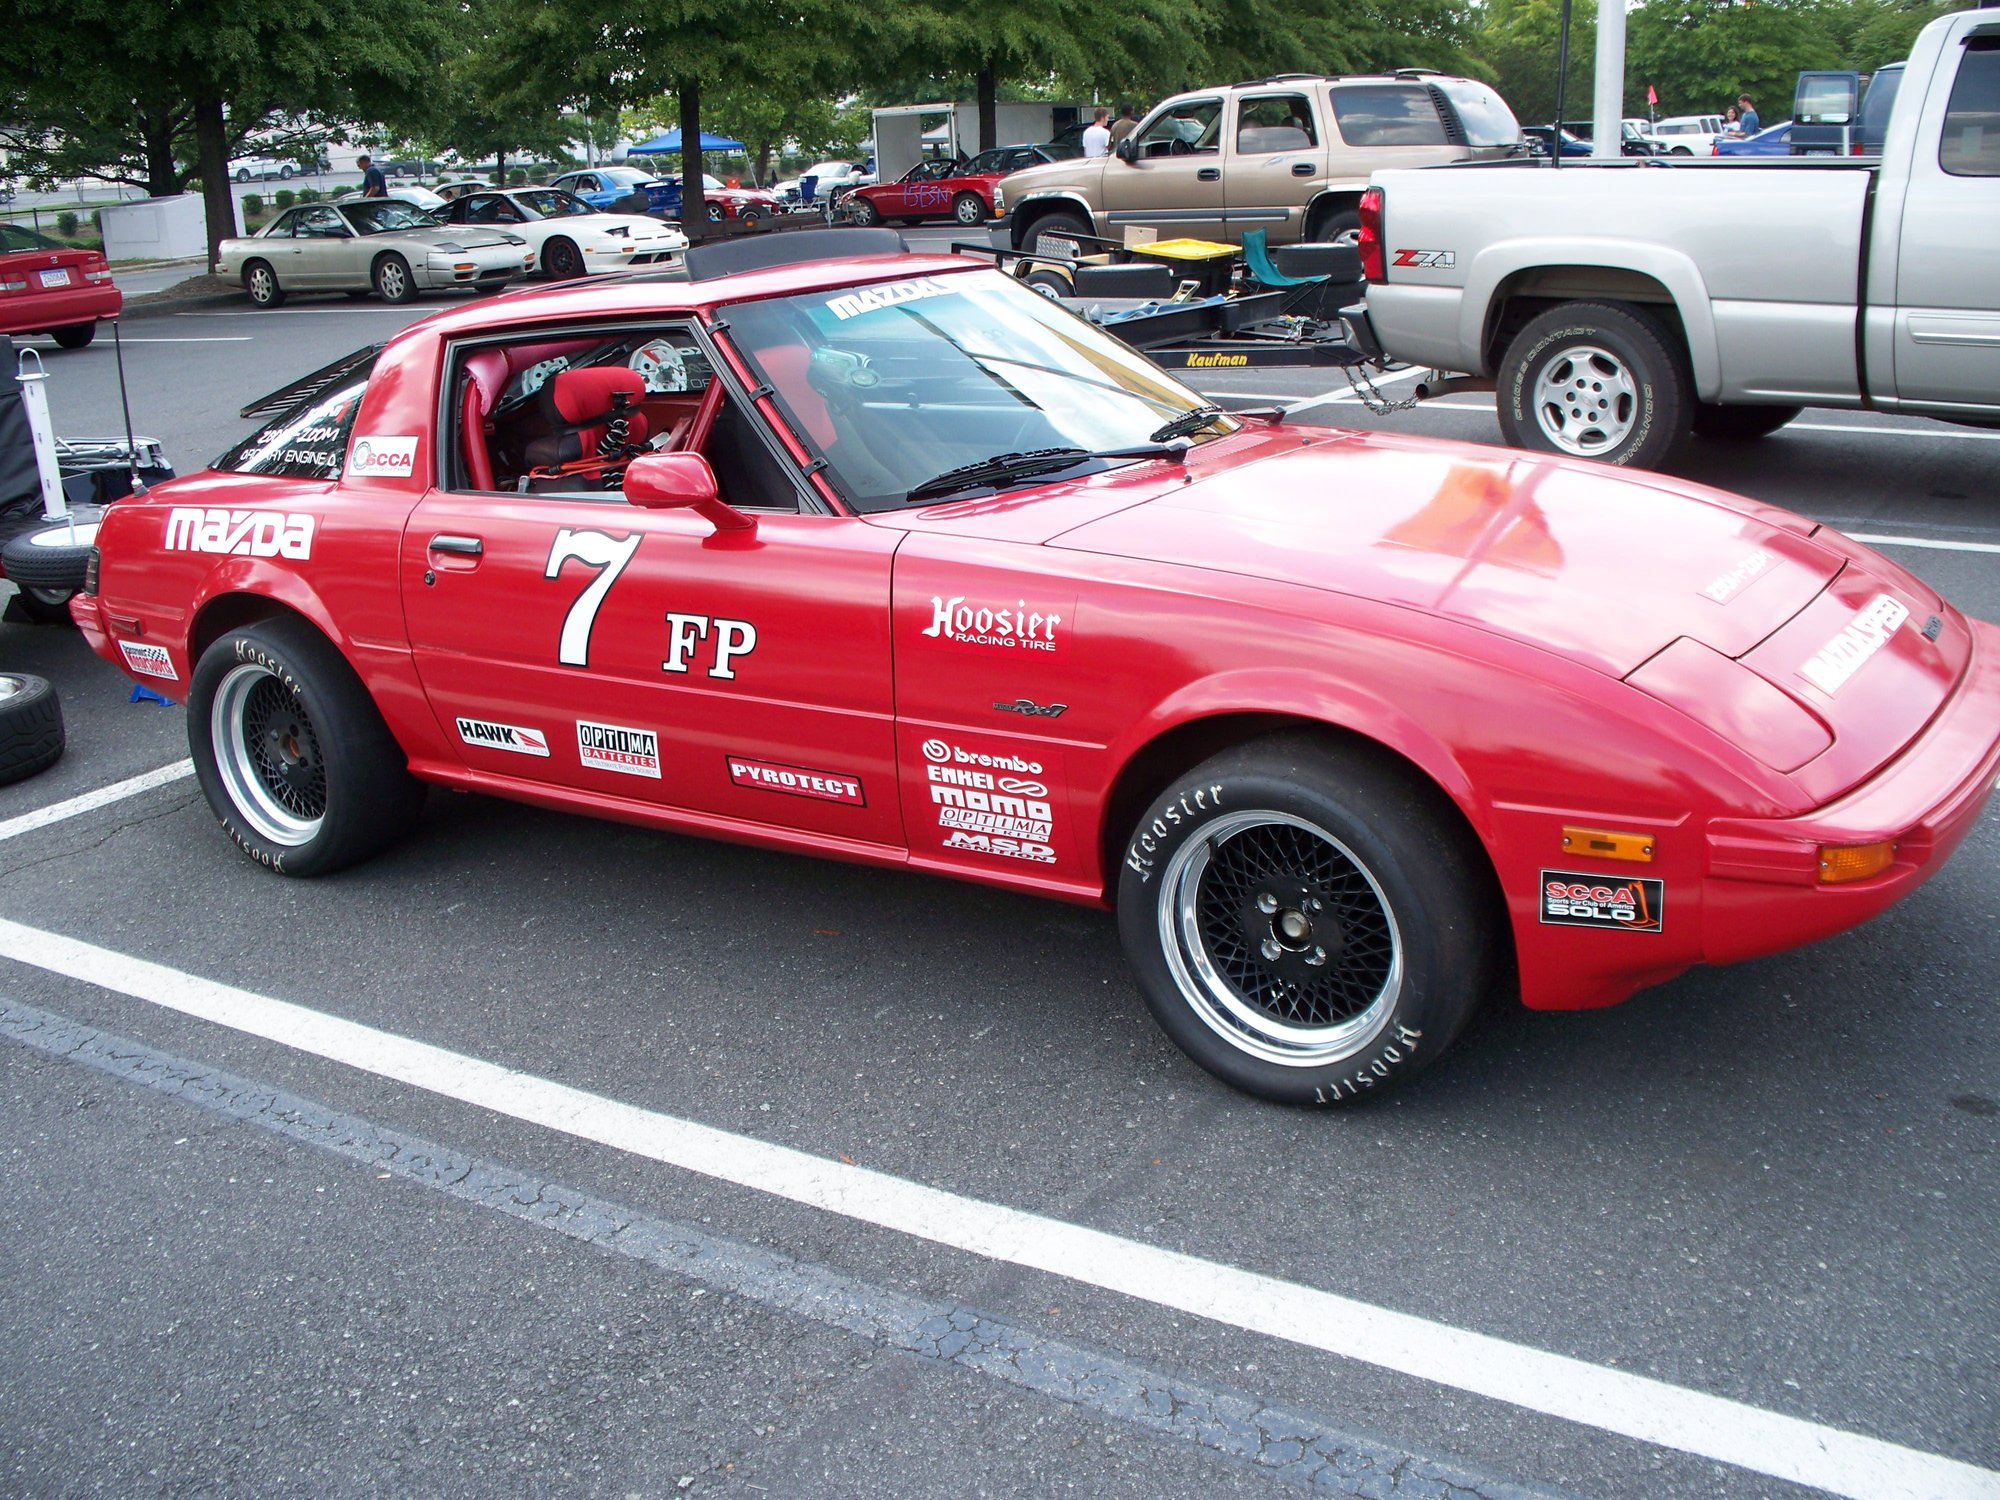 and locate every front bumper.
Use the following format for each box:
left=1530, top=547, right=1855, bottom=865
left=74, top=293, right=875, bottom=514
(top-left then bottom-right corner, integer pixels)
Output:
left=416, top=247, right=526, bottom=290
